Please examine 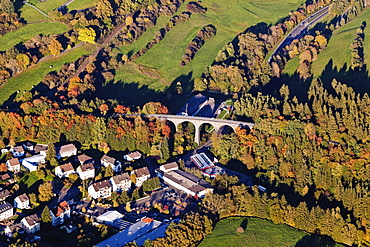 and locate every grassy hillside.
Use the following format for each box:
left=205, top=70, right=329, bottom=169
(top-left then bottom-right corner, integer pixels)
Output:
left=32, top=0, right=66, bottom=14
left=19, top=4, right=48, bottom=23
left=66, top=0, right=98, bottom=11
left=311, top=8, right=370, bottom=76
left=115, top=0, right=305, bottom=91
left=0, top=22, right=68, bottom=51
left=0, top=44, right=96, bottom=105
left=199, top=217, right=343, bottom=247
left=284, top=7, right=370, bottom=77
